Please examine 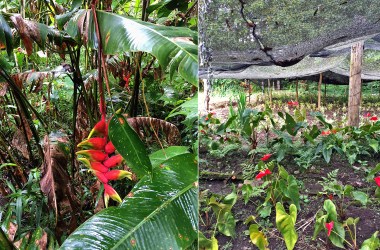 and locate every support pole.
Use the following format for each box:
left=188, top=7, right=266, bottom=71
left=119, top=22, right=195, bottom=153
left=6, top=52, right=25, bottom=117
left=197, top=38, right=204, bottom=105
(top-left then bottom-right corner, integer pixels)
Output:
left=348, top=41, right=364, bottom=127
left=318, top=73, right=322, bottom=110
